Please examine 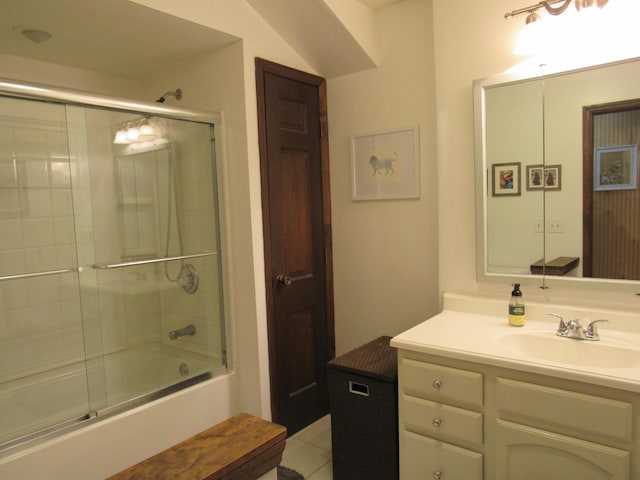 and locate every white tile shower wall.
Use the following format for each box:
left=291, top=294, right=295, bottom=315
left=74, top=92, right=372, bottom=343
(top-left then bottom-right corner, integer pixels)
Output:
left=0, top=102, right=84, bottom=382
left=159, top=122, right=222, bottom=357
